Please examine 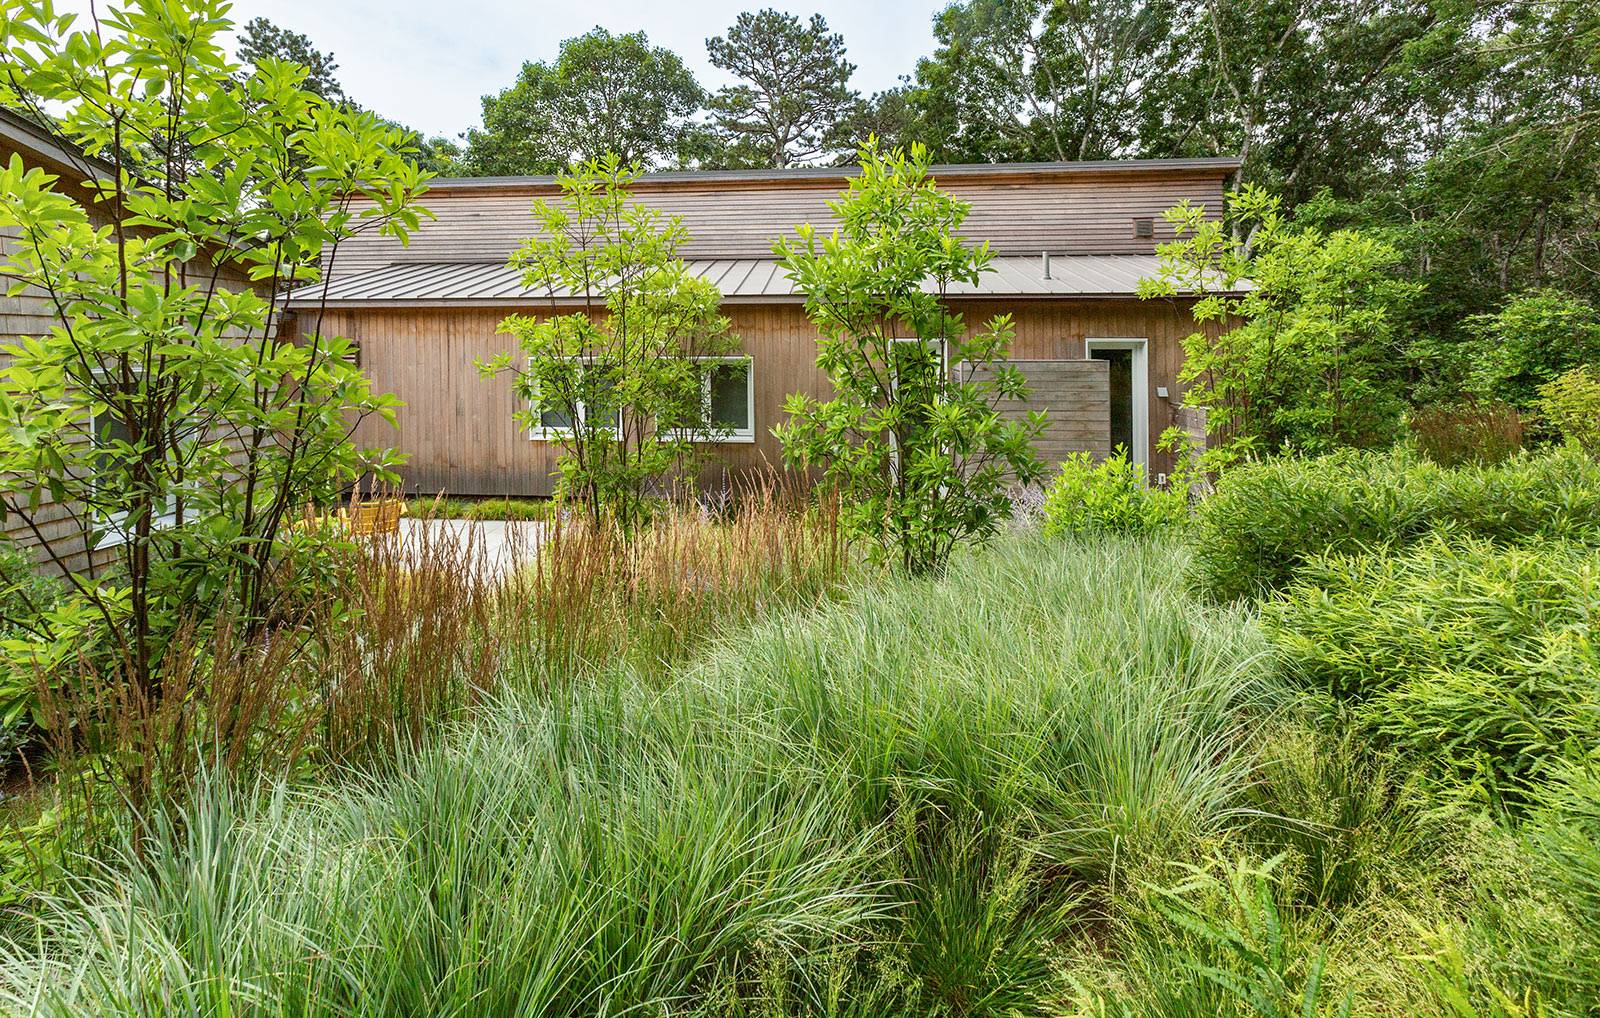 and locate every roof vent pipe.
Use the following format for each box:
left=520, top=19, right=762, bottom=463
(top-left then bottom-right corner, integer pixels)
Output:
left=1042, top=251, right=1051, bottom=280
